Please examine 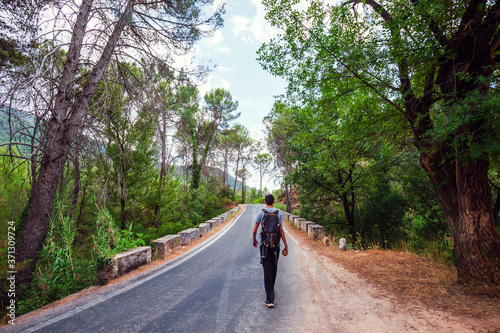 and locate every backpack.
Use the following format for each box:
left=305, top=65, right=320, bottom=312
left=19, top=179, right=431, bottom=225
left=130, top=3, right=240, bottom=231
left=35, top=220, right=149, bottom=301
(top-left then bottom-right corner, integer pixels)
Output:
left=260, top=209, right=281, bottom=248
